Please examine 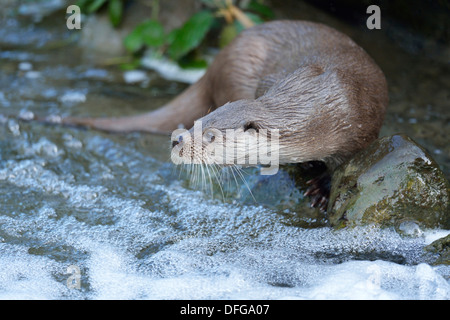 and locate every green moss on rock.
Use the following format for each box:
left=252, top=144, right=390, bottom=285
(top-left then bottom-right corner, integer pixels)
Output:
left=424, top=234, right=450, bottom=265
left=328, top=134, right=450, bottom=229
